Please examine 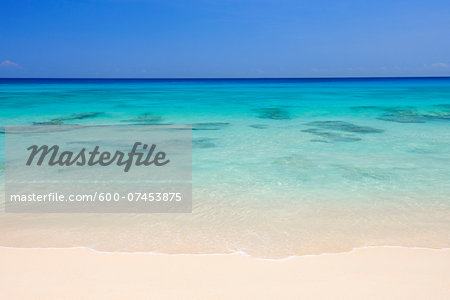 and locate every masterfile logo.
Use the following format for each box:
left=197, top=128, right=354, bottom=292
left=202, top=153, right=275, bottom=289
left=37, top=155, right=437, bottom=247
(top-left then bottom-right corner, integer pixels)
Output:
left=4, top=125, right=192, bottom=213
left=26, top=142, right=170, bottom=172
